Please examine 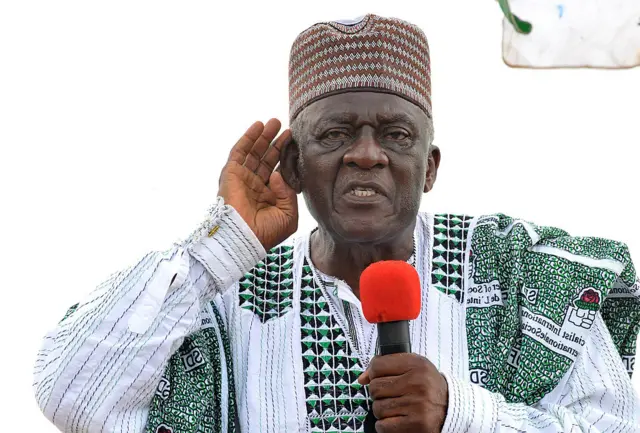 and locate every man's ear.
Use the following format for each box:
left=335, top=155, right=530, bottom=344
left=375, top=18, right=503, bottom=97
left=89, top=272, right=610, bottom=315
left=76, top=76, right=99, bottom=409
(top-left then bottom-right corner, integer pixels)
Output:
left=424, top=144, right=441, bottom=193
left=279, top=137, right=302, bottom=194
